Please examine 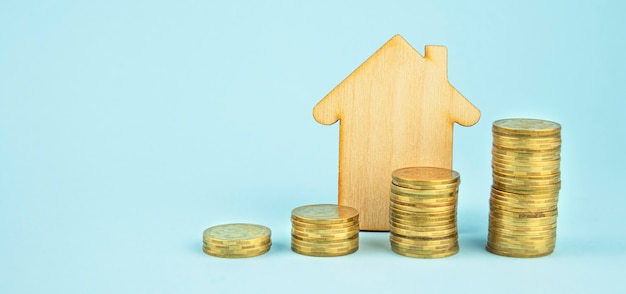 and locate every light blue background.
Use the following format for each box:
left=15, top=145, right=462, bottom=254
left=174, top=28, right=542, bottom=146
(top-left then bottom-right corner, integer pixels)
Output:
left=1, top=0, right=624, bottom=293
